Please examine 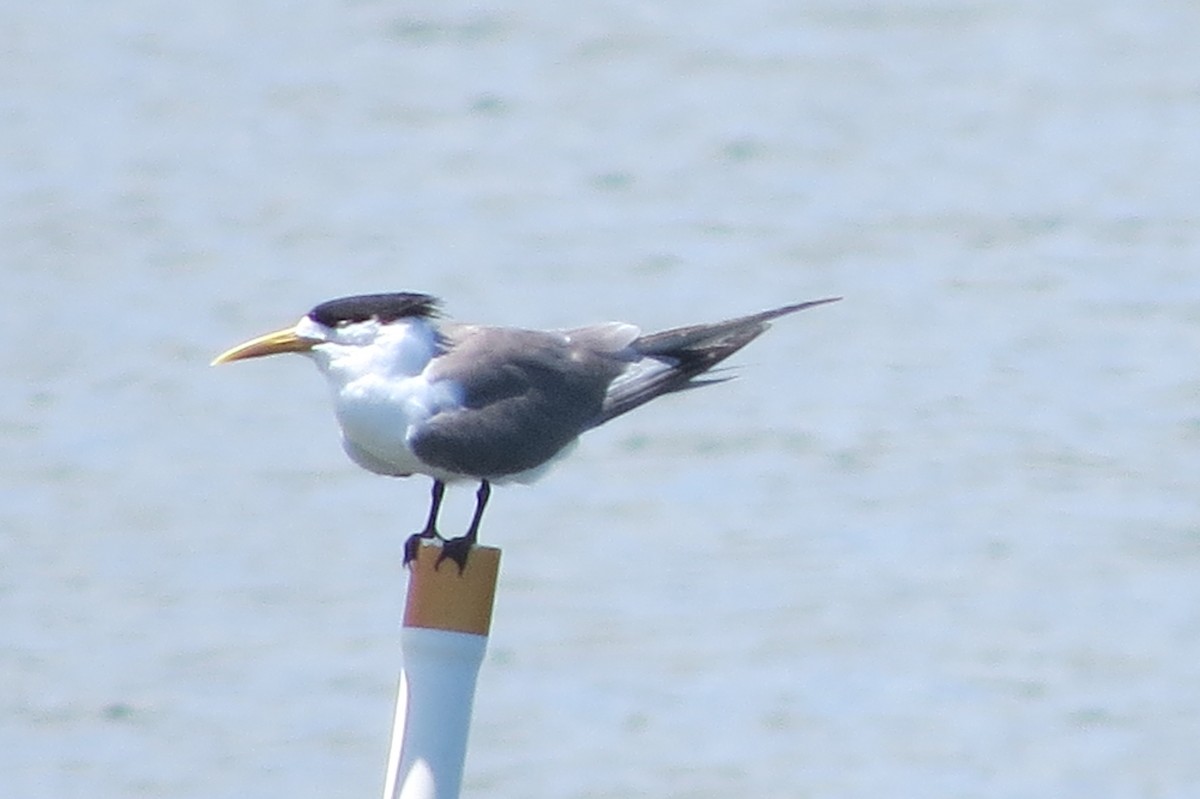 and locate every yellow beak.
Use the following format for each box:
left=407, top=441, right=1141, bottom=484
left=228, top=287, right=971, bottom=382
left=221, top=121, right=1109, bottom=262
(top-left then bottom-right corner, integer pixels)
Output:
left=211, top=327, right=321, bottom=365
